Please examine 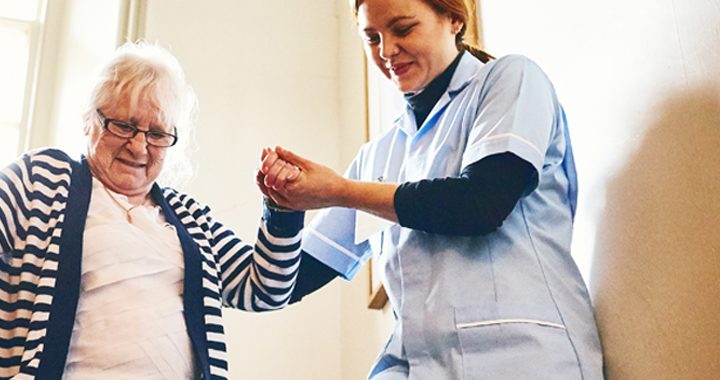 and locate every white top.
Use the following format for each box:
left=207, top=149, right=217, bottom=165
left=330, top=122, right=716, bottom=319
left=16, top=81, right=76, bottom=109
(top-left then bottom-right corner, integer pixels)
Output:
left=63, top=178, right=195, bottom=379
